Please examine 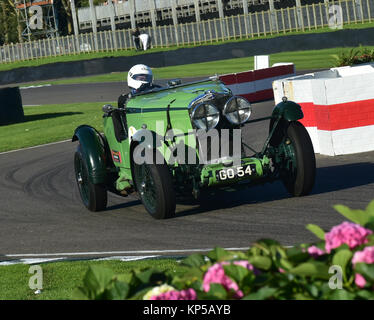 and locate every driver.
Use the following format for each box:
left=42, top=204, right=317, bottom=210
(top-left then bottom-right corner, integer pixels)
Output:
left=118, top=64, right=160, bottom=109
